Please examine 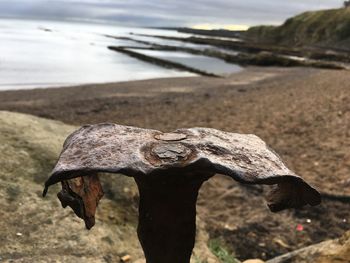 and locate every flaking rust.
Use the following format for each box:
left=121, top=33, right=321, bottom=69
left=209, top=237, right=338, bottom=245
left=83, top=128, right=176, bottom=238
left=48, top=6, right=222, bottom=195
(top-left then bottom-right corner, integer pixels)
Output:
left=57, top=173, right=104, bottom=229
